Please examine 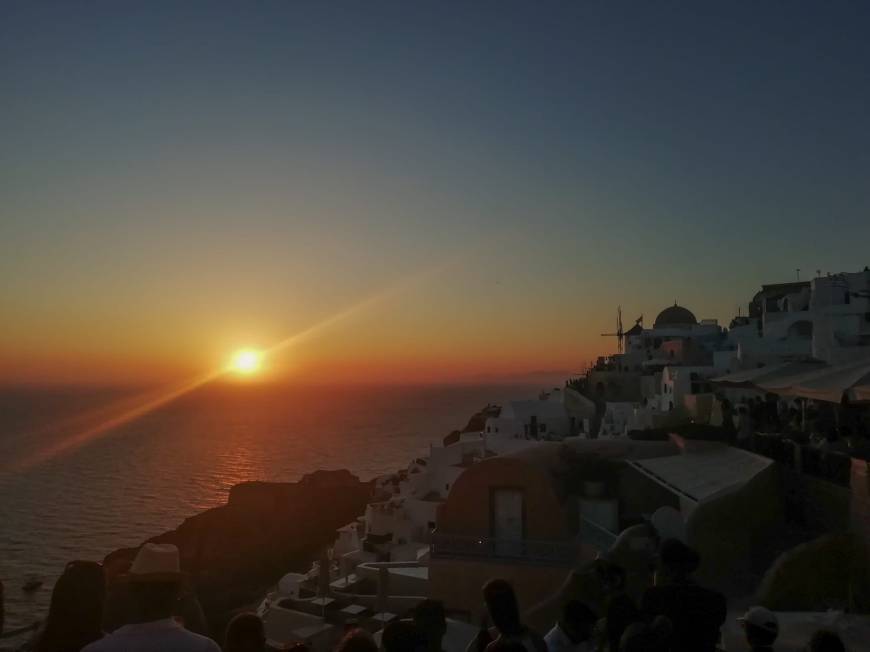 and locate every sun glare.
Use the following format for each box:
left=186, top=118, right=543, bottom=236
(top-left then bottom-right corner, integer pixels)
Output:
left=230, top=349, right=263, bottom=375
